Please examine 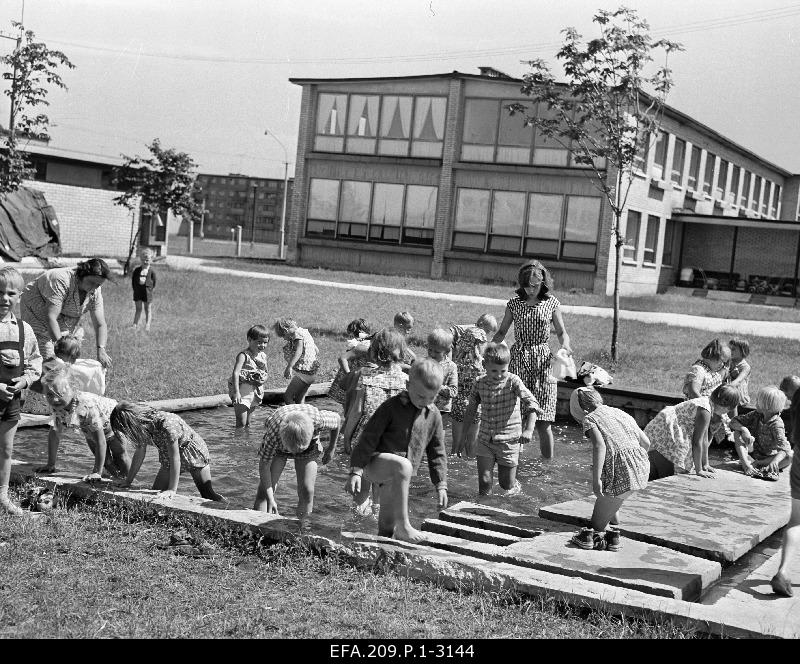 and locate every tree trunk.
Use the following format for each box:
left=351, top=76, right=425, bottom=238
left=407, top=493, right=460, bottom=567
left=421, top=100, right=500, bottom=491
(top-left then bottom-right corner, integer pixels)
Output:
left=611, top=214, right=622, bottom=363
